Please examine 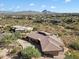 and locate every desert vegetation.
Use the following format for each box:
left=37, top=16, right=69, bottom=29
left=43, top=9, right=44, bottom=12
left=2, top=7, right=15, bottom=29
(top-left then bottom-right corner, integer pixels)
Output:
left=0, top=11, right=79, bottom=59
left=21, top=47, right=41, bottom=59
